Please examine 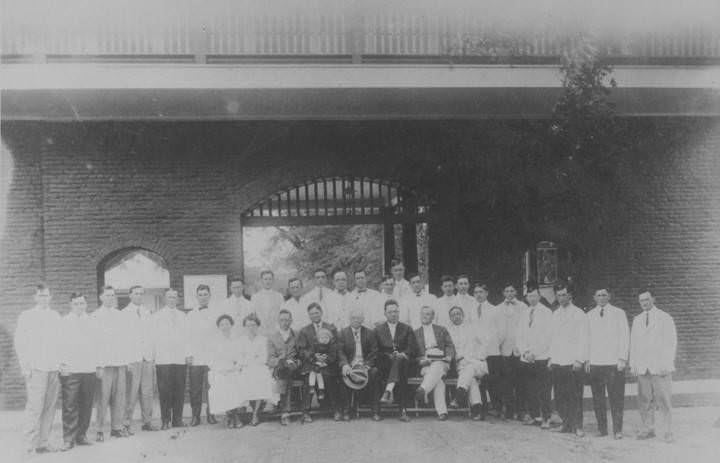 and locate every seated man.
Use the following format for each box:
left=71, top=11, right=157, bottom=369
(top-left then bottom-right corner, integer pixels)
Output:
left=414, top=306, right=455, bottom=421
left=376, top=299, right=417, bottom=422
left=267, top=309, right=300, bottom=426
left=338, top=308, right=381, bottom=421
left=296, top=303, right=341, bottom=423
left=447, top=306, right=488, bottom=421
